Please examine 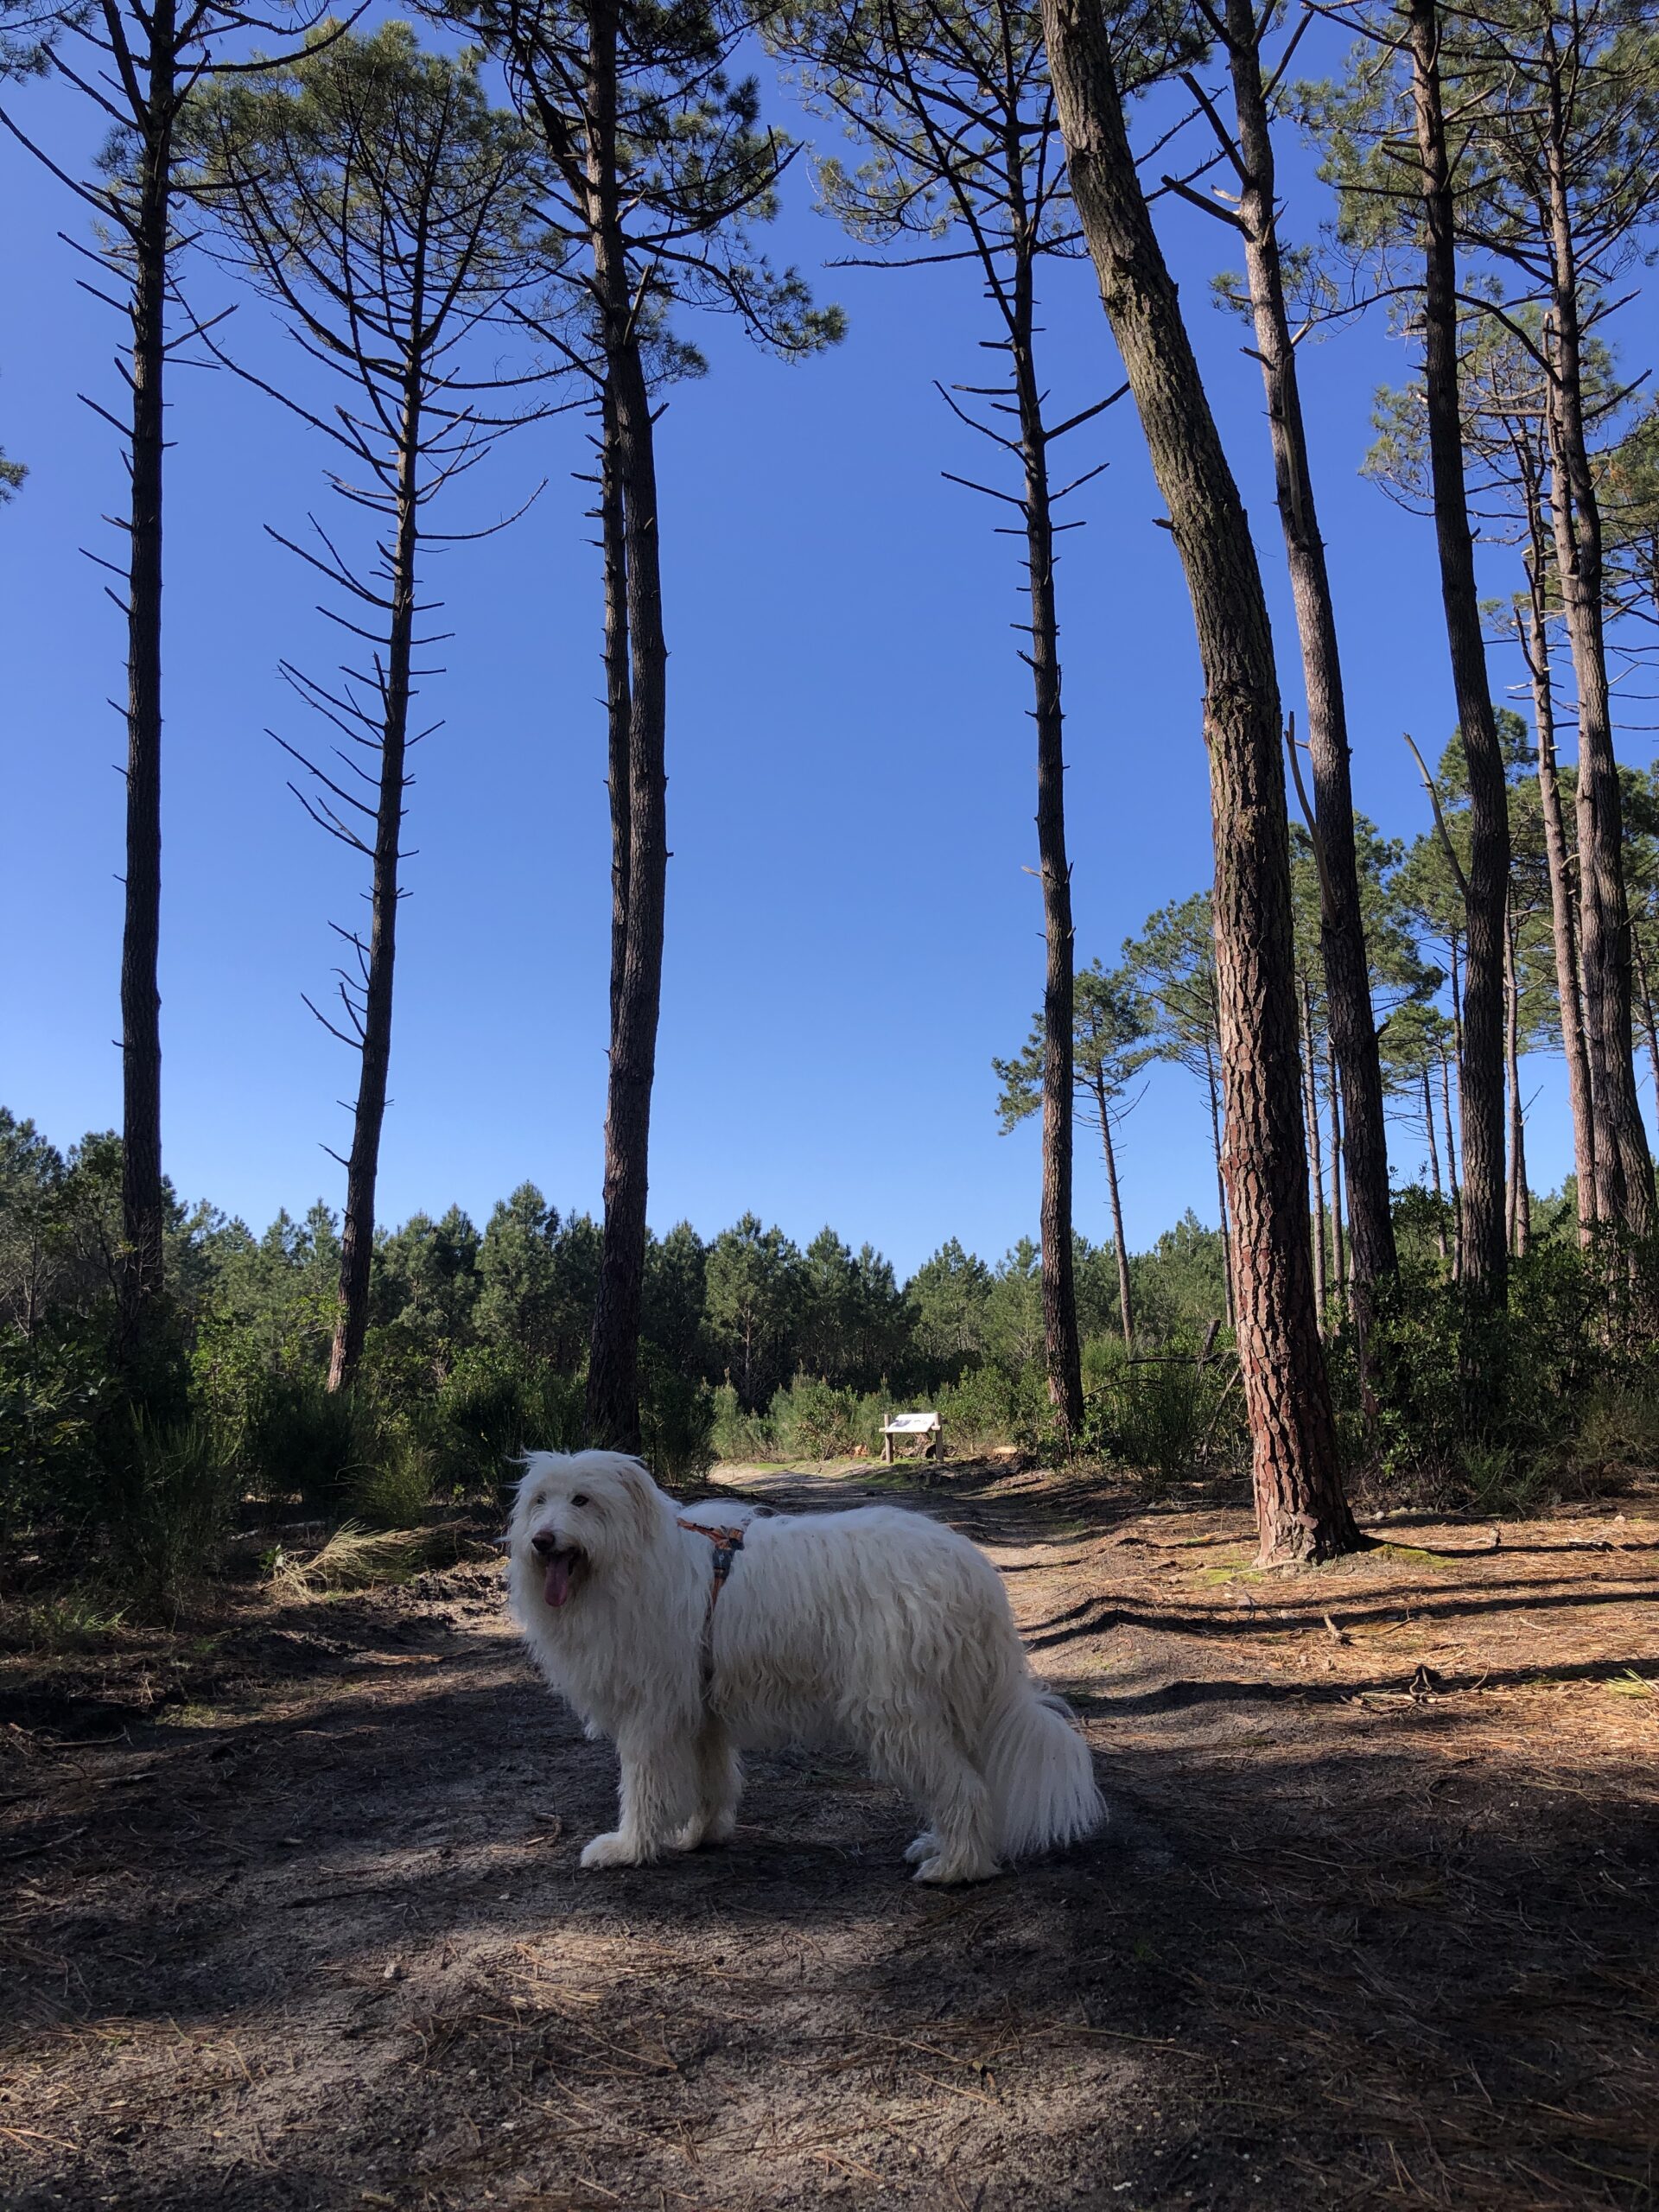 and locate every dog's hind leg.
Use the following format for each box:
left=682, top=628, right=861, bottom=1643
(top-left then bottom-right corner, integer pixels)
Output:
left=580, top=1727, right=700, bottom=1870
left=674, top=1719, right=742, bottom=1851
left=869, top=1723, right=998, bottom=1885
